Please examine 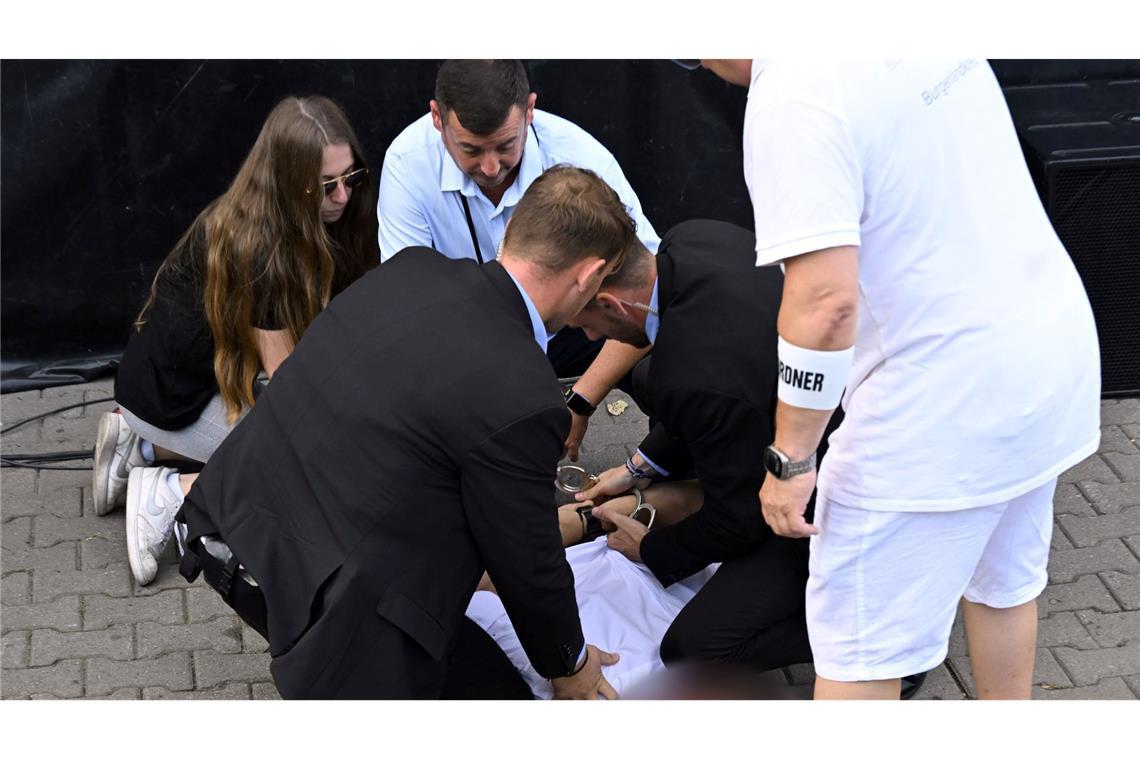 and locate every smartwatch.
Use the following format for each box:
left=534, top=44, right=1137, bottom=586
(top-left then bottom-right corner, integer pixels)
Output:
left=763, top=445, right=816, bottom=480
left=564, top=389, right=597, bottom=417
